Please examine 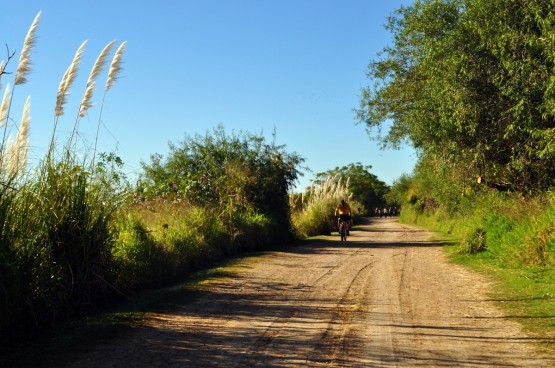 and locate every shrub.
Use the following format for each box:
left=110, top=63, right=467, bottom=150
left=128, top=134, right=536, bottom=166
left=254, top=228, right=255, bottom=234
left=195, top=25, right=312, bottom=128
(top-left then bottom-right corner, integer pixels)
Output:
left=111, top=213, right=171, bottom=290
left=459, top=226, right=487, bottom=254
left=292, top=176, right=362, bottom=237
